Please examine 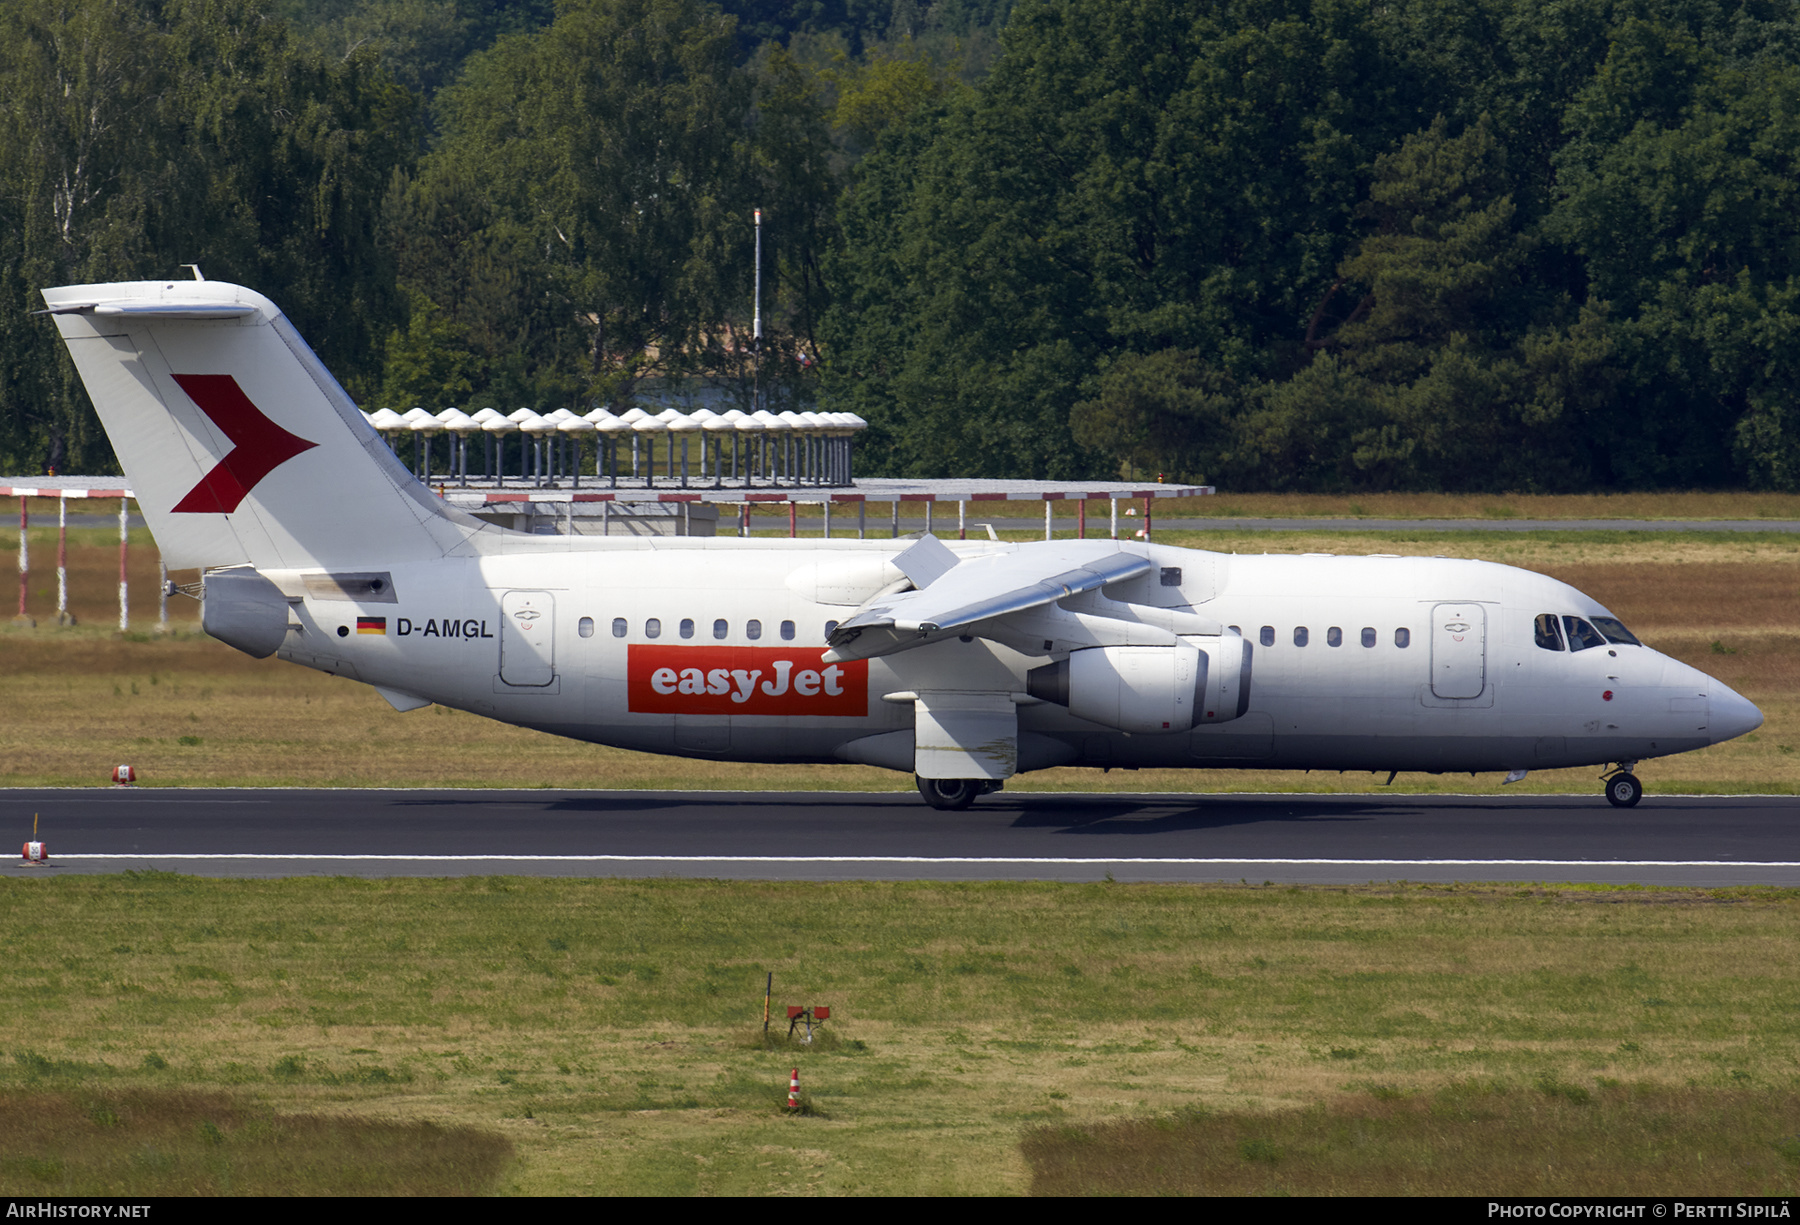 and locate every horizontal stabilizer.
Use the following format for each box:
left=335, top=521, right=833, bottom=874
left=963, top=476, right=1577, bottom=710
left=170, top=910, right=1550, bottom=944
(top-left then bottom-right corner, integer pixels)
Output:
left=38, top=301, right=257, bottom=319
left=95, top=303, right=260, bottom=319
